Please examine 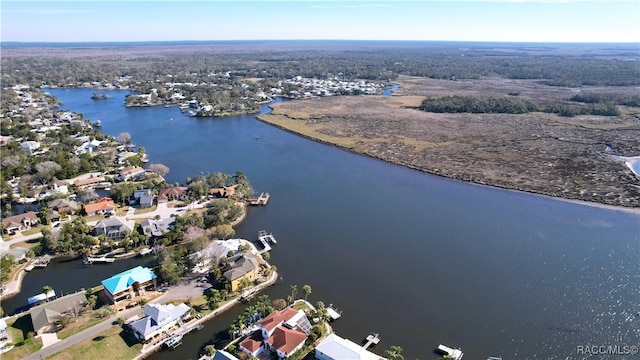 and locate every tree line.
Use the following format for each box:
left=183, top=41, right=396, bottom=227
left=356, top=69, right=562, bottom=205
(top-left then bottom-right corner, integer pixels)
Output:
left=420, top=95, right=621, bottom=117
